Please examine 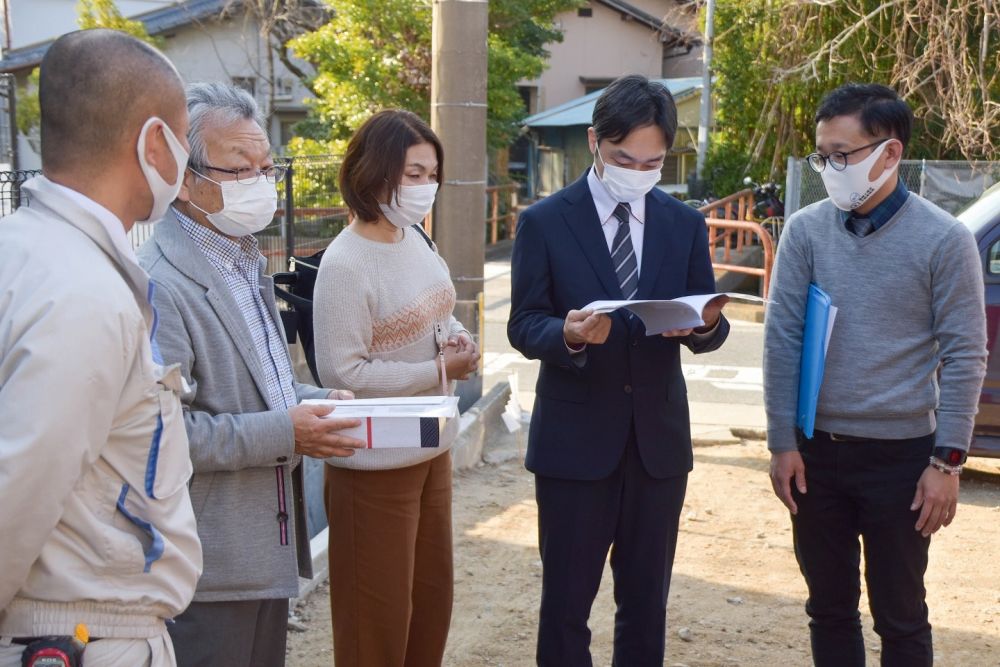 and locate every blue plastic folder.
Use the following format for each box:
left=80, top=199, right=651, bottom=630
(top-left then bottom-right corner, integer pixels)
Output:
left=796, top=284, right=836, bottom=439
